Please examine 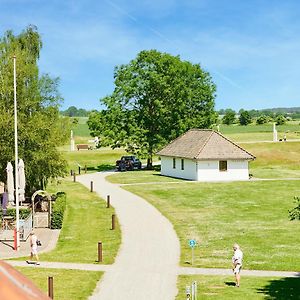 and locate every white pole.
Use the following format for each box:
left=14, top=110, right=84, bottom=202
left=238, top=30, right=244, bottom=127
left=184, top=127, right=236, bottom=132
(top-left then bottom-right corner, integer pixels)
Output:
left=13, top=55, right=20, bottom=250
